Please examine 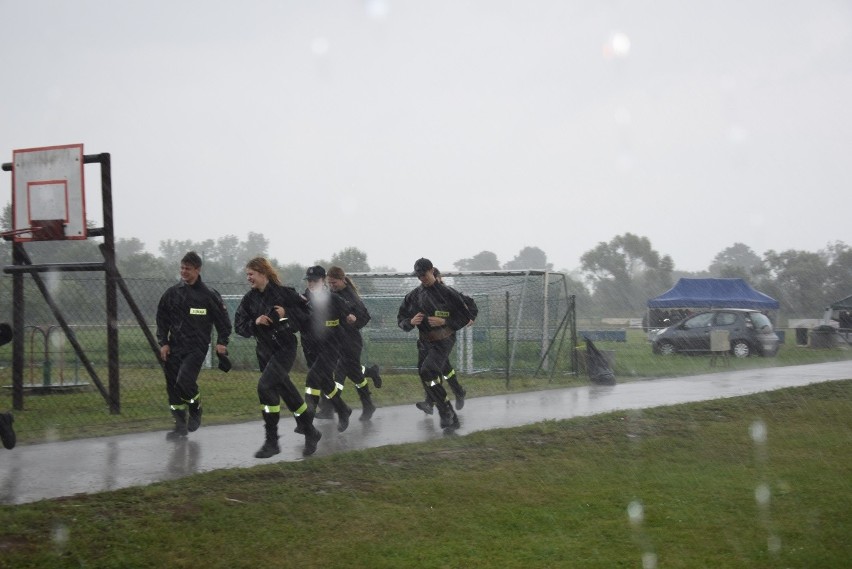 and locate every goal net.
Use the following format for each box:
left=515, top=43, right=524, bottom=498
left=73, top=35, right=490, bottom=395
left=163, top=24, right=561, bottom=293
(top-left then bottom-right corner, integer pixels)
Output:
left=348, top=270, right=577, bottom=378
